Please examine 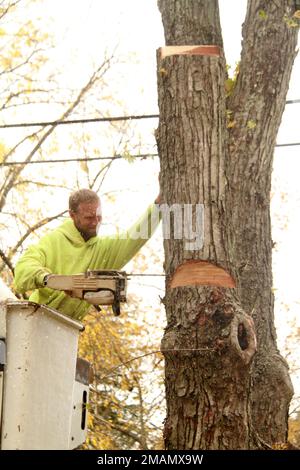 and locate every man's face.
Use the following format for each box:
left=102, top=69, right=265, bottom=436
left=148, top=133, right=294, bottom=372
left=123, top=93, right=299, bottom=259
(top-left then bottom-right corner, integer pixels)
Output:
left=70, top=201, right=102, bottom=241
